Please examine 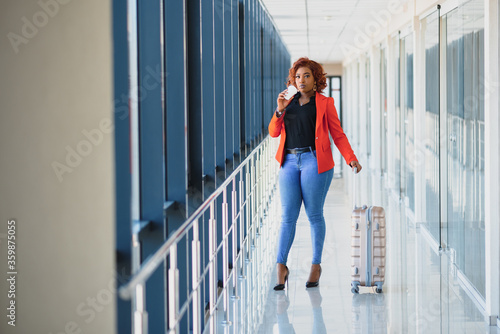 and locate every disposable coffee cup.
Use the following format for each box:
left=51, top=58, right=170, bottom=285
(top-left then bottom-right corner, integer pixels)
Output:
left=284, top=86, right=297, bottom=100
